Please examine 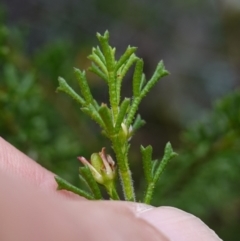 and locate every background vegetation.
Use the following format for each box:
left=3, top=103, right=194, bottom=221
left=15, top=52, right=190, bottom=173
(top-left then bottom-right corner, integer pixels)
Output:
left=0, top=1, right=240, bottom=240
